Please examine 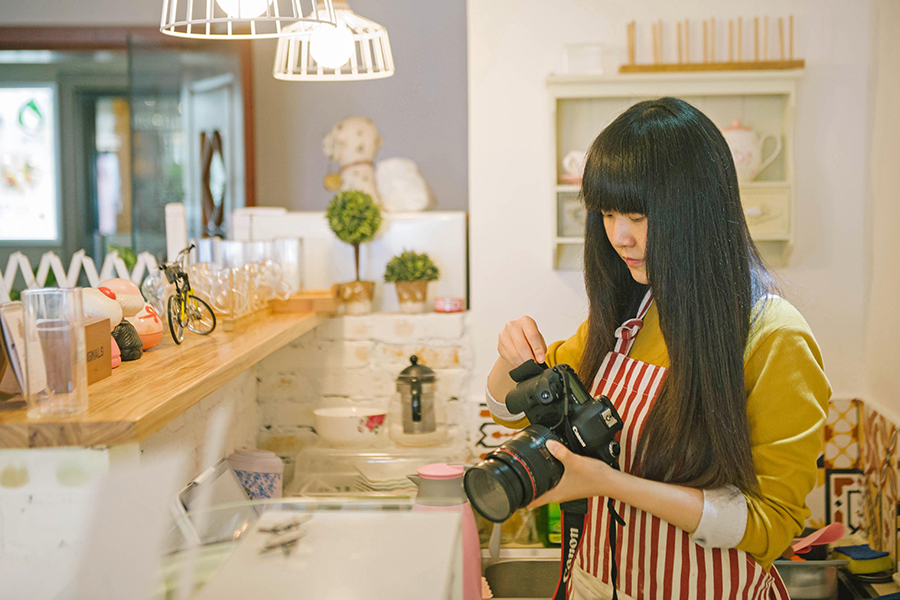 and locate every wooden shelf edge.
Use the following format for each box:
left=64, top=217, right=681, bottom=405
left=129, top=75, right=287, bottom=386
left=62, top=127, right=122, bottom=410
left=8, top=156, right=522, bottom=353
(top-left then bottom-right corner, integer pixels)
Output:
left=0, top=311, right=328, bottom=449
left=132, top=311, right=326, bottom=443
left=0, top=421, right=137, bottom=449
